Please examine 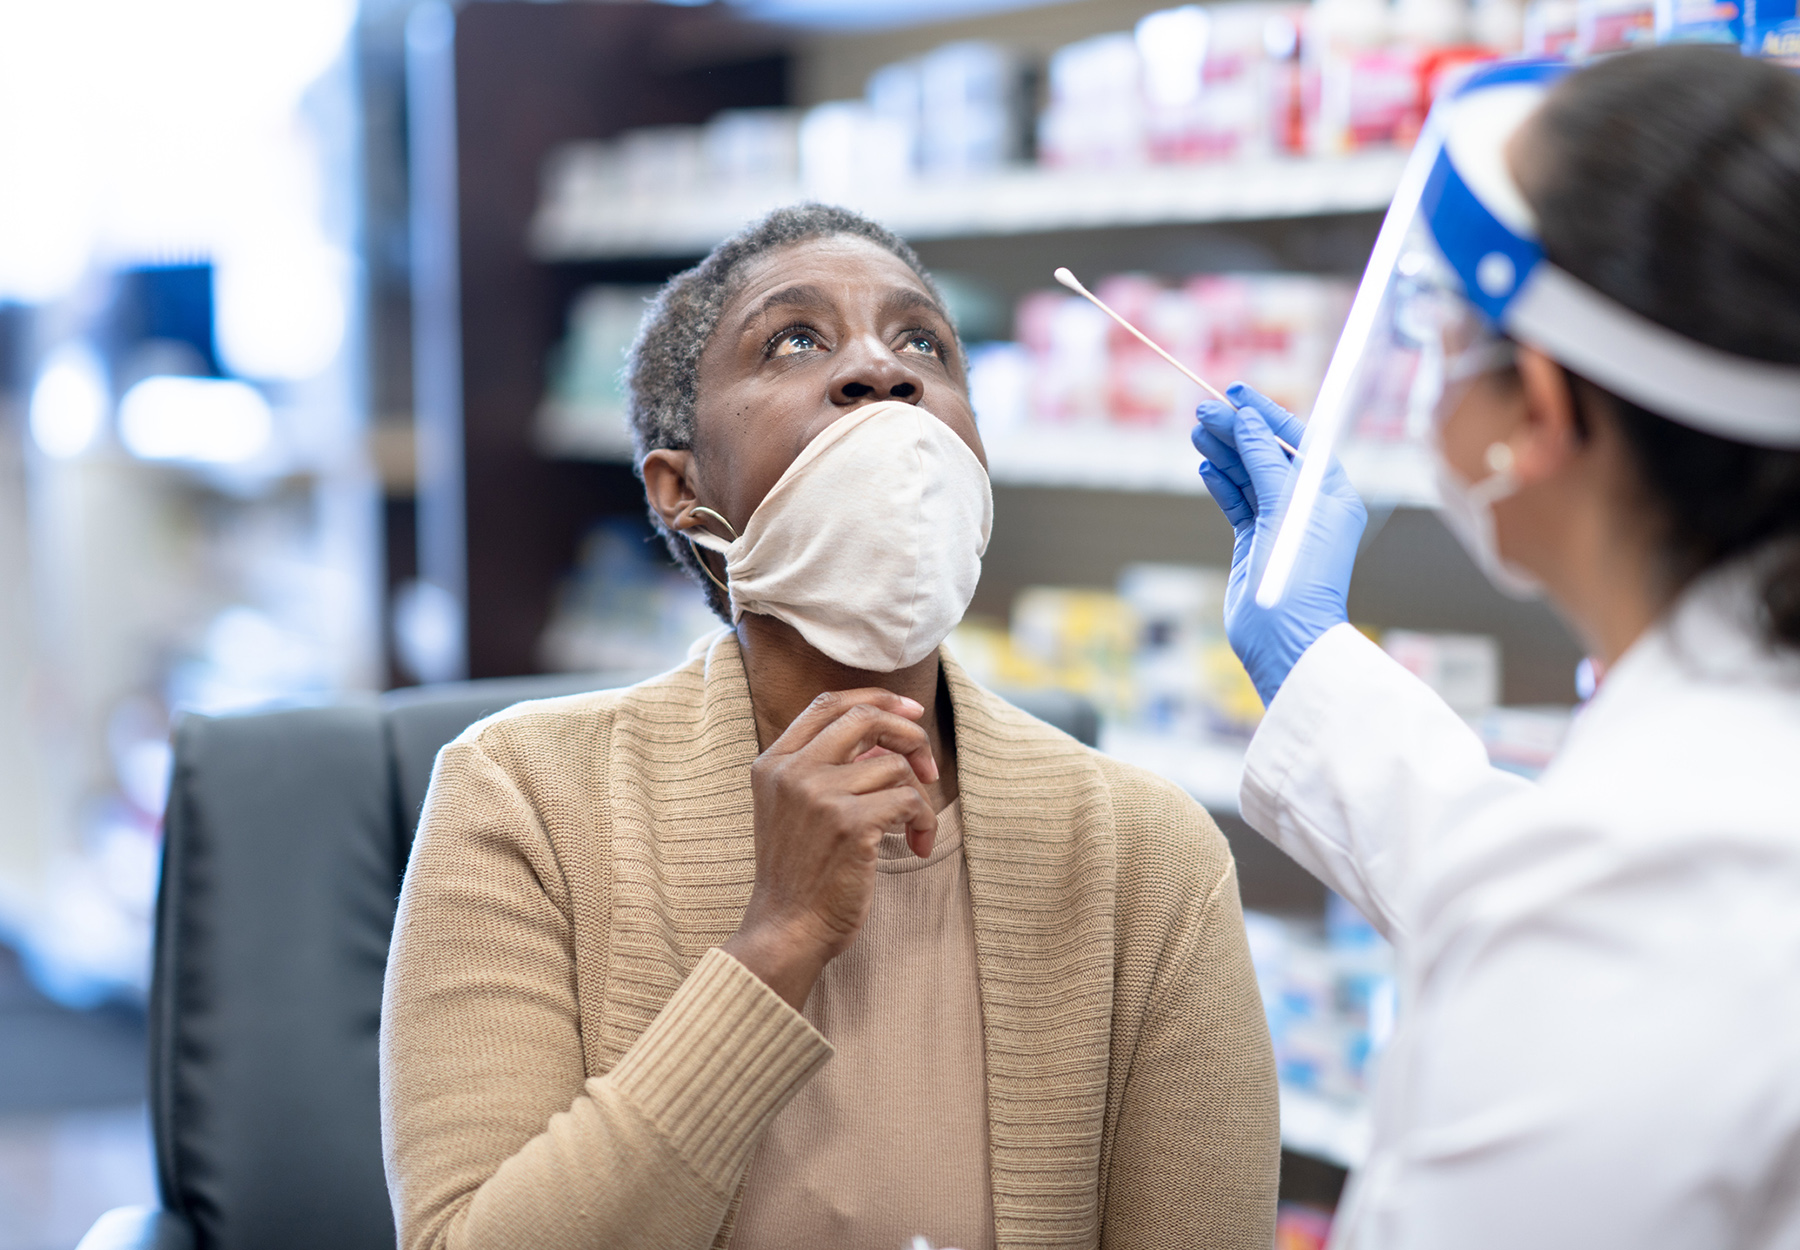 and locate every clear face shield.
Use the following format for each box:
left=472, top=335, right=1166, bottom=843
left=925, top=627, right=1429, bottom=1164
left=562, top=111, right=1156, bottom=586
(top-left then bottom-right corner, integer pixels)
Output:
left=1384, top=226, right=1516, bottom=445
left=1254, top=63, right=1564, bottom=608
left=1255, top=58, right=1800, bottom=609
